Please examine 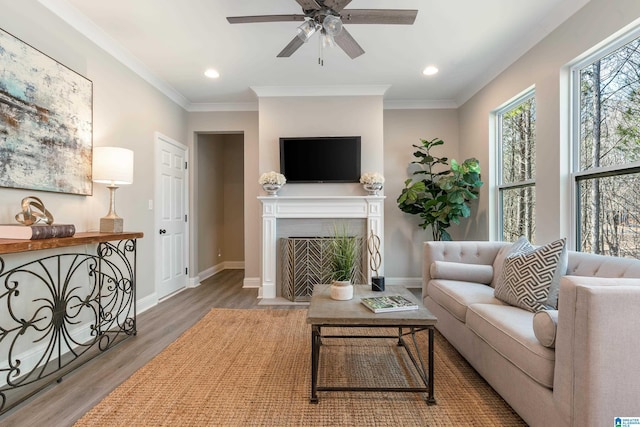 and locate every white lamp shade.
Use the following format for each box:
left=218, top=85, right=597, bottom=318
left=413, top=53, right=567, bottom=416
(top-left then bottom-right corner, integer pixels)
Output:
left=93, top=147, right=134, bottom=185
